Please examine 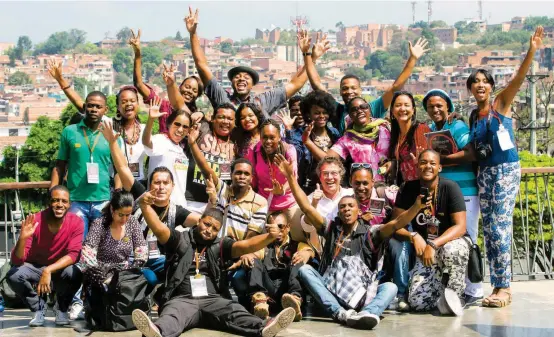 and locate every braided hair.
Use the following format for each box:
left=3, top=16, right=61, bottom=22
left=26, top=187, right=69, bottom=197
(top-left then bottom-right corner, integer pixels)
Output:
left=260, top=119, right=286, bottom=163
